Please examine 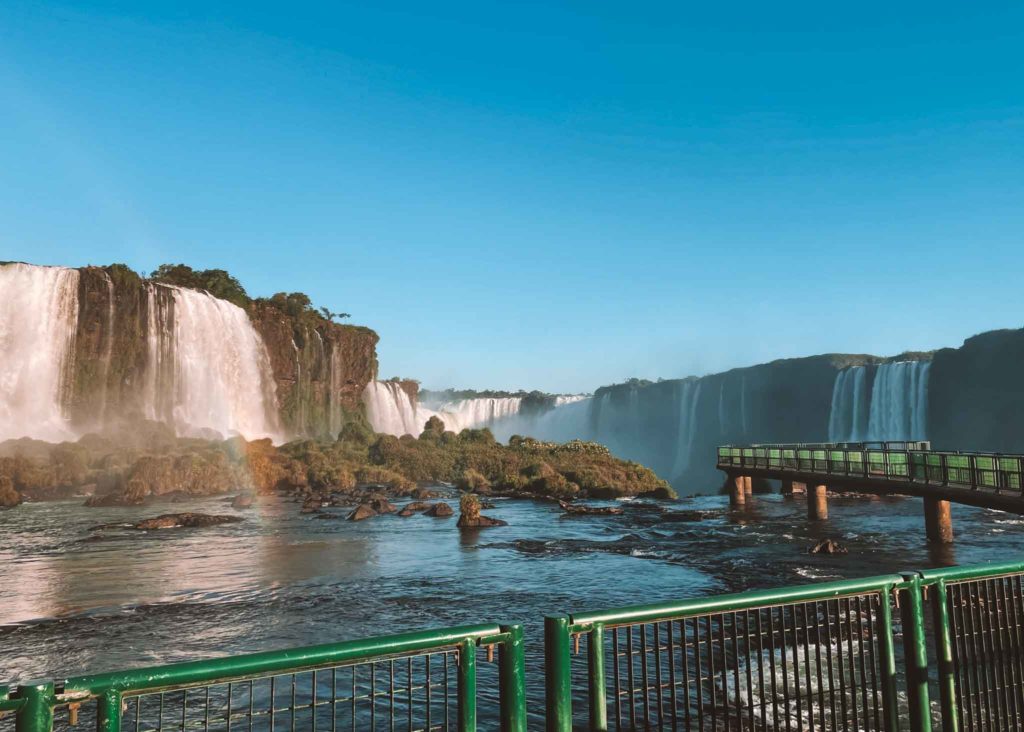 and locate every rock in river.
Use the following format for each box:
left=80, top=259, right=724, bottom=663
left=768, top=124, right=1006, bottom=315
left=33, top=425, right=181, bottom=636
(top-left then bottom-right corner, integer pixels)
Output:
left=425, top=502, right=454, bottom=517
left=133, top=513, right=243, bottom=530
left=809, top=539, right=848, bottom=554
